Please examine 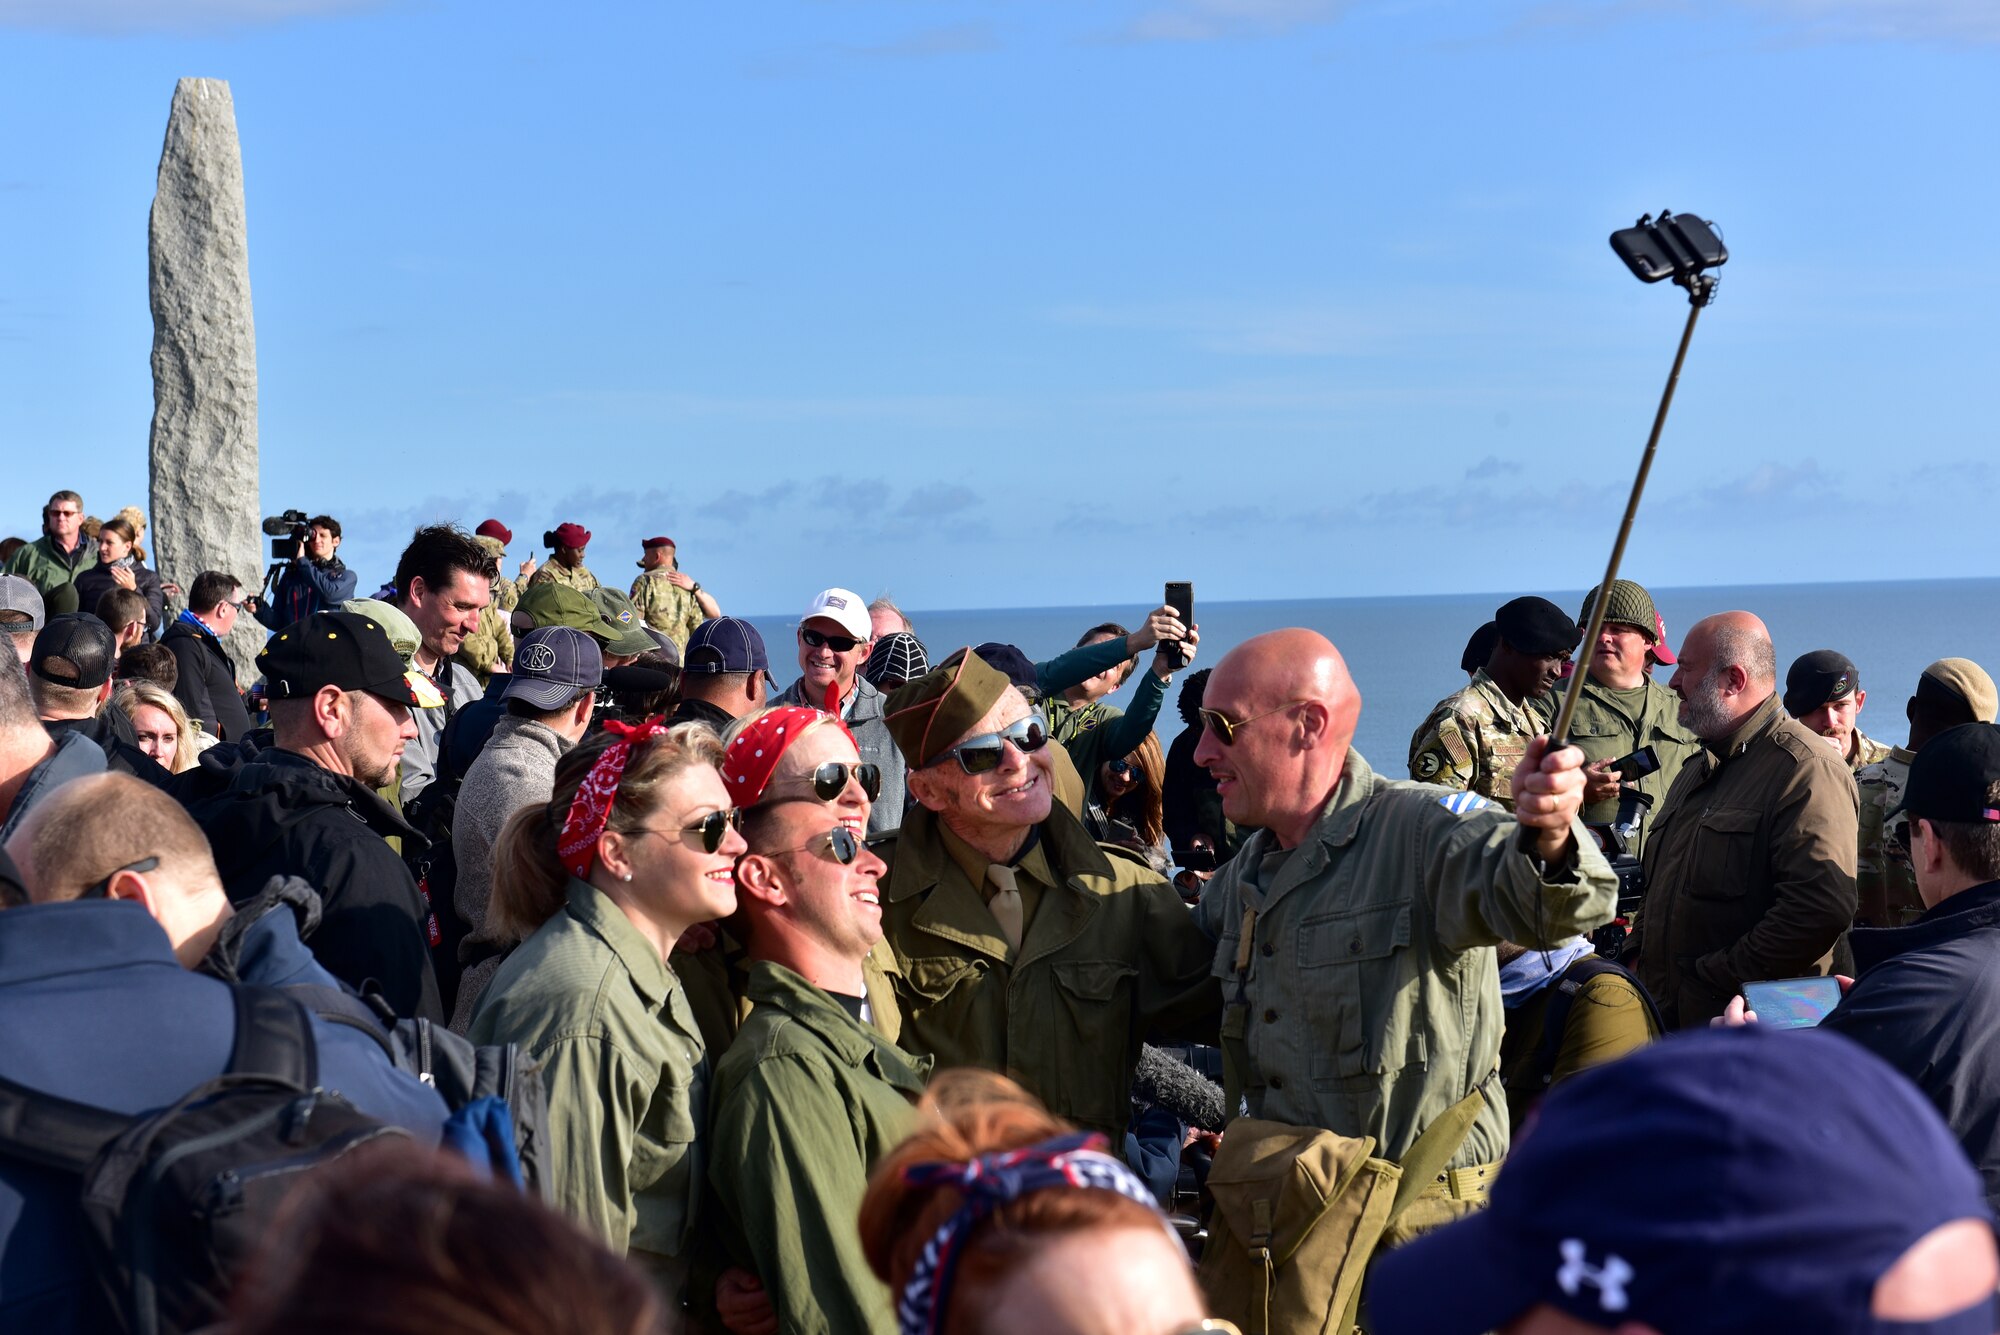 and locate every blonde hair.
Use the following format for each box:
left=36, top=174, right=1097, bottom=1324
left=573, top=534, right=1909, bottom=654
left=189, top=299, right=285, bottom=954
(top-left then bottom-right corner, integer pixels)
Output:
left=115, top=681, right=199, bottom=774
left=489, top=722, right=726, bottom=943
